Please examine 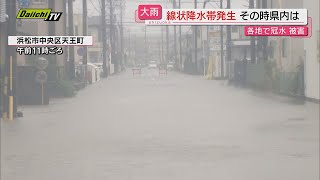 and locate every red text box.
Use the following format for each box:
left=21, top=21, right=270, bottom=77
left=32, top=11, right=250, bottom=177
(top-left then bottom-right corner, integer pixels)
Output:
left=138, top=5, right=162, bottom=20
